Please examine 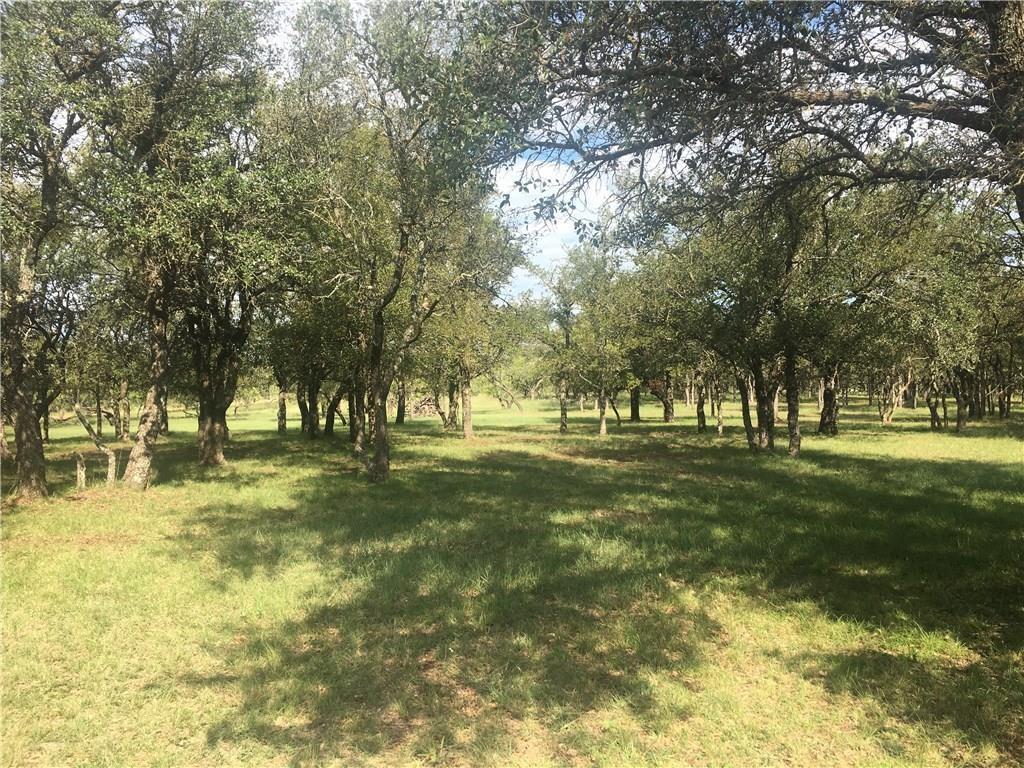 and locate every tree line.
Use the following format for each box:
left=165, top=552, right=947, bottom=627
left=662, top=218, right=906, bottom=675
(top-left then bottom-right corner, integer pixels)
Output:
left=2, top=1, right=1021, bottom=499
